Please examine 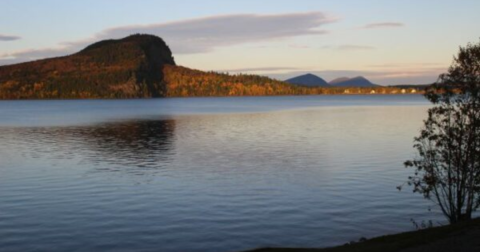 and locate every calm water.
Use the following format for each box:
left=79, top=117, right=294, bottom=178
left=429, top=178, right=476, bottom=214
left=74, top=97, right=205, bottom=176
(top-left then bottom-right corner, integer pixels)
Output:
left=0, top=95, right=443, bottom=252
